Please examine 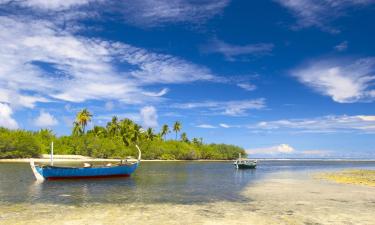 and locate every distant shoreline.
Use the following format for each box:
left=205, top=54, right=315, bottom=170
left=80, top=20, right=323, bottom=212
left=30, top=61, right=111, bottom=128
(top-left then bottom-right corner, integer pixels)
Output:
left=1, top=157, right=375, bottom=163
left=0, top=158, right=233, bottom=163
